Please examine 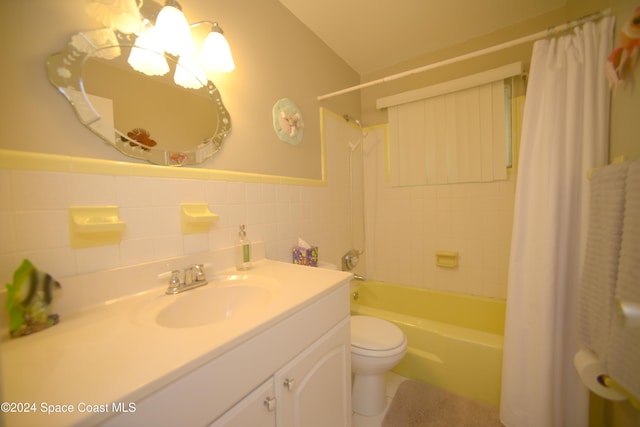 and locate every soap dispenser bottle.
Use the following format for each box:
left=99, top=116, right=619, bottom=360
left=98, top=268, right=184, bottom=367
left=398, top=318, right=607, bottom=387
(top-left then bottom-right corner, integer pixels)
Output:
left=236, top=224, right=251, bottom=271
